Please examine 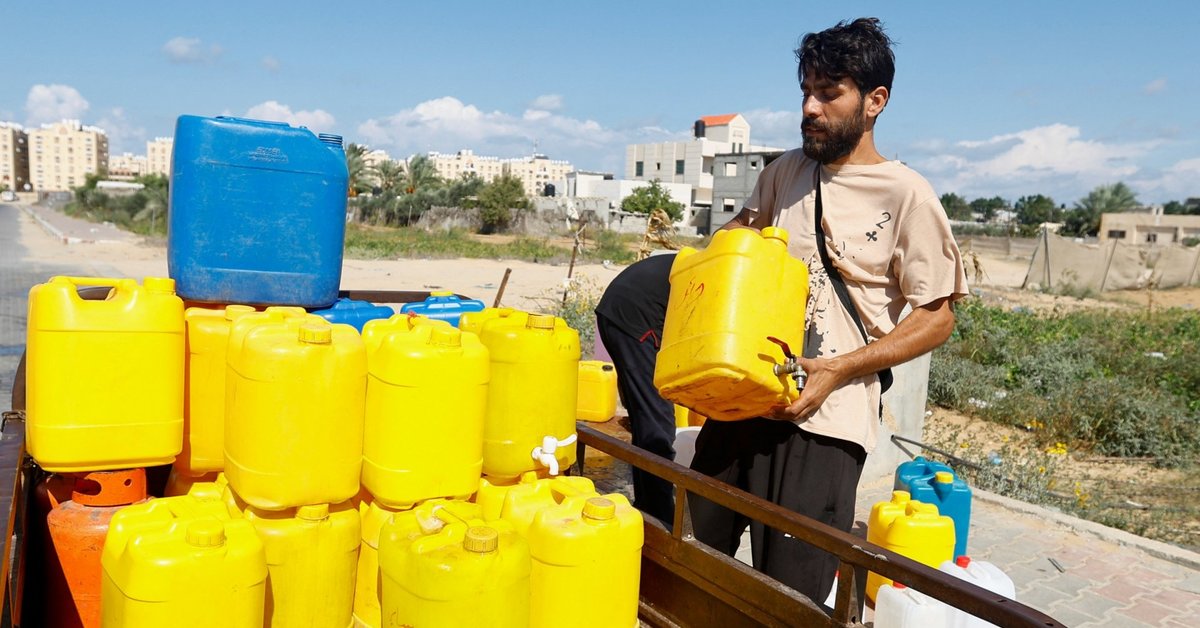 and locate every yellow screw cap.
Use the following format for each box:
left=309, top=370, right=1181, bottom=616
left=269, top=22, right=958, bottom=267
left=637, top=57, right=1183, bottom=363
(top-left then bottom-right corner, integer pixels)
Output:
left=143, top=277, right=176, bottom=294
left=297, top=504, right=330, bottom=521
left=185, top=519, right=226, bottom=547
left=429, top=327, right=462, bottom=347
left=431, top=290, right=453, bottom=297
left=582, top=497, right=616, bottom=521
left=935, top=471, right=955, bottom=484
left=224, top=304, right=255, bottom=321
left=761, top=226, right=789, bottom=245
left=298, top=323, right=332, bottom=344
left=463, top=526, right=499, bottom=553
left=891, top=490, right=911, bottom=504
left=527, top=314, right=556, bottom=330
